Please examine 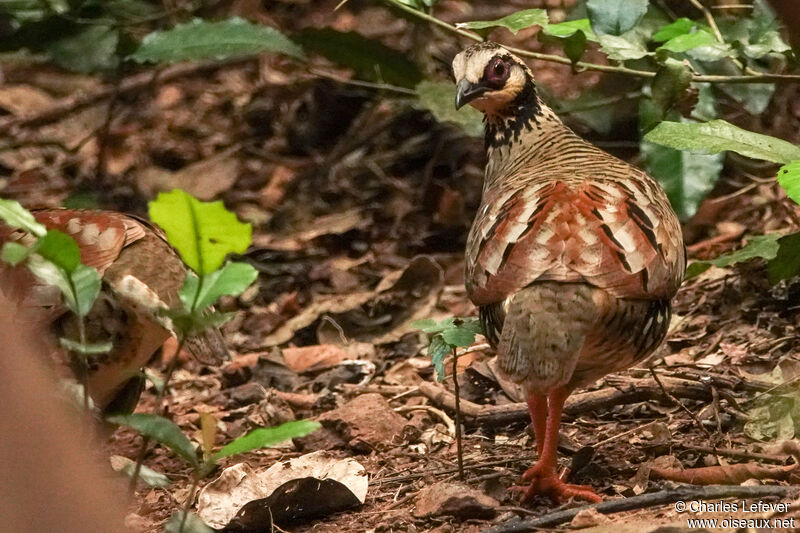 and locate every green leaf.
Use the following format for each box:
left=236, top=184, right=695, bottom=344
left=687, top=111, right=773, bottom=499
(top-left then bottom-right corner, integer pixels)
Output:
left=212, top=420, right=320, bottom=461
left=597, top=34, right=651, bottom=60
left=59, top=337, right=113, bottom=355
left=652, top=18, right=696, bottom=42
left=164, top=512, right=214, bottom=533
left=651, top=59, right=692, bottom=117
left=99, top=0, right=161, bottom=22
left=69, top=264, right=103, bottom=318
left=539, top=20, right=593, bottom=65
left=685, top=234, right=781, bottom=279
left=36, top=229, right=80, bottom=273
left=644, top=119, right=800, bottom=164
left=107, top=413, right=199, bottom=467
left=111, top=455, right=171, bottom=488
left=658, top=30, right=734, bottom=61
left=293, top=28, right=422, bottom=88
left=179, top=261, right=258, bottom=312
left=415, top=80, right=483, bottom=137
left=130, top=18, right=304, bottom=64
left=777, top=160, right=800, bottom=205
left=641, top=140, right=723, bottom=220
left=25, top=259, right=102, bottom=318
left=411, top=317, right=454, bottom=334
left=717, top=81, right=775, bottom=116
left=440, top=318, right=482, bottom=348
left=0, top=198, right=47, bottom=236
left=1, top=241, right=30, bottom=265
left=458, top=9, right=548, bottom=36
left=149, top=189, right=252, bottom=275
left=691, top=83, right=718, bottom=122
left=767, top=231, right=800, bottom=283
left=164, top=309, right=235, bottom=336
left=0, top=0, right=69, bottom=23
left=47, top=25, right=119, bottom=73
left=541, top=18, right=598, bottom=41
left=587, top=0, right=649, bottom=36
left=428, top=335, right=450, bottom=382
